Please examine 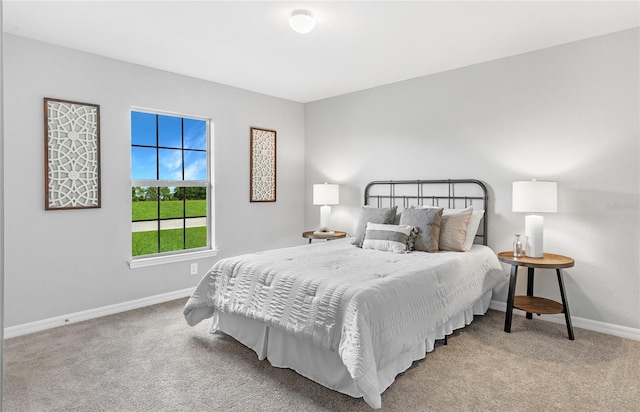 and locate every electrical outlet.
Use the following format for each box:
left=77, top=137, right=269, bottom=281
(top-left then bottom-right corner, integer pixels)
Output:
left=190, top=263, right=198, bottom=275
